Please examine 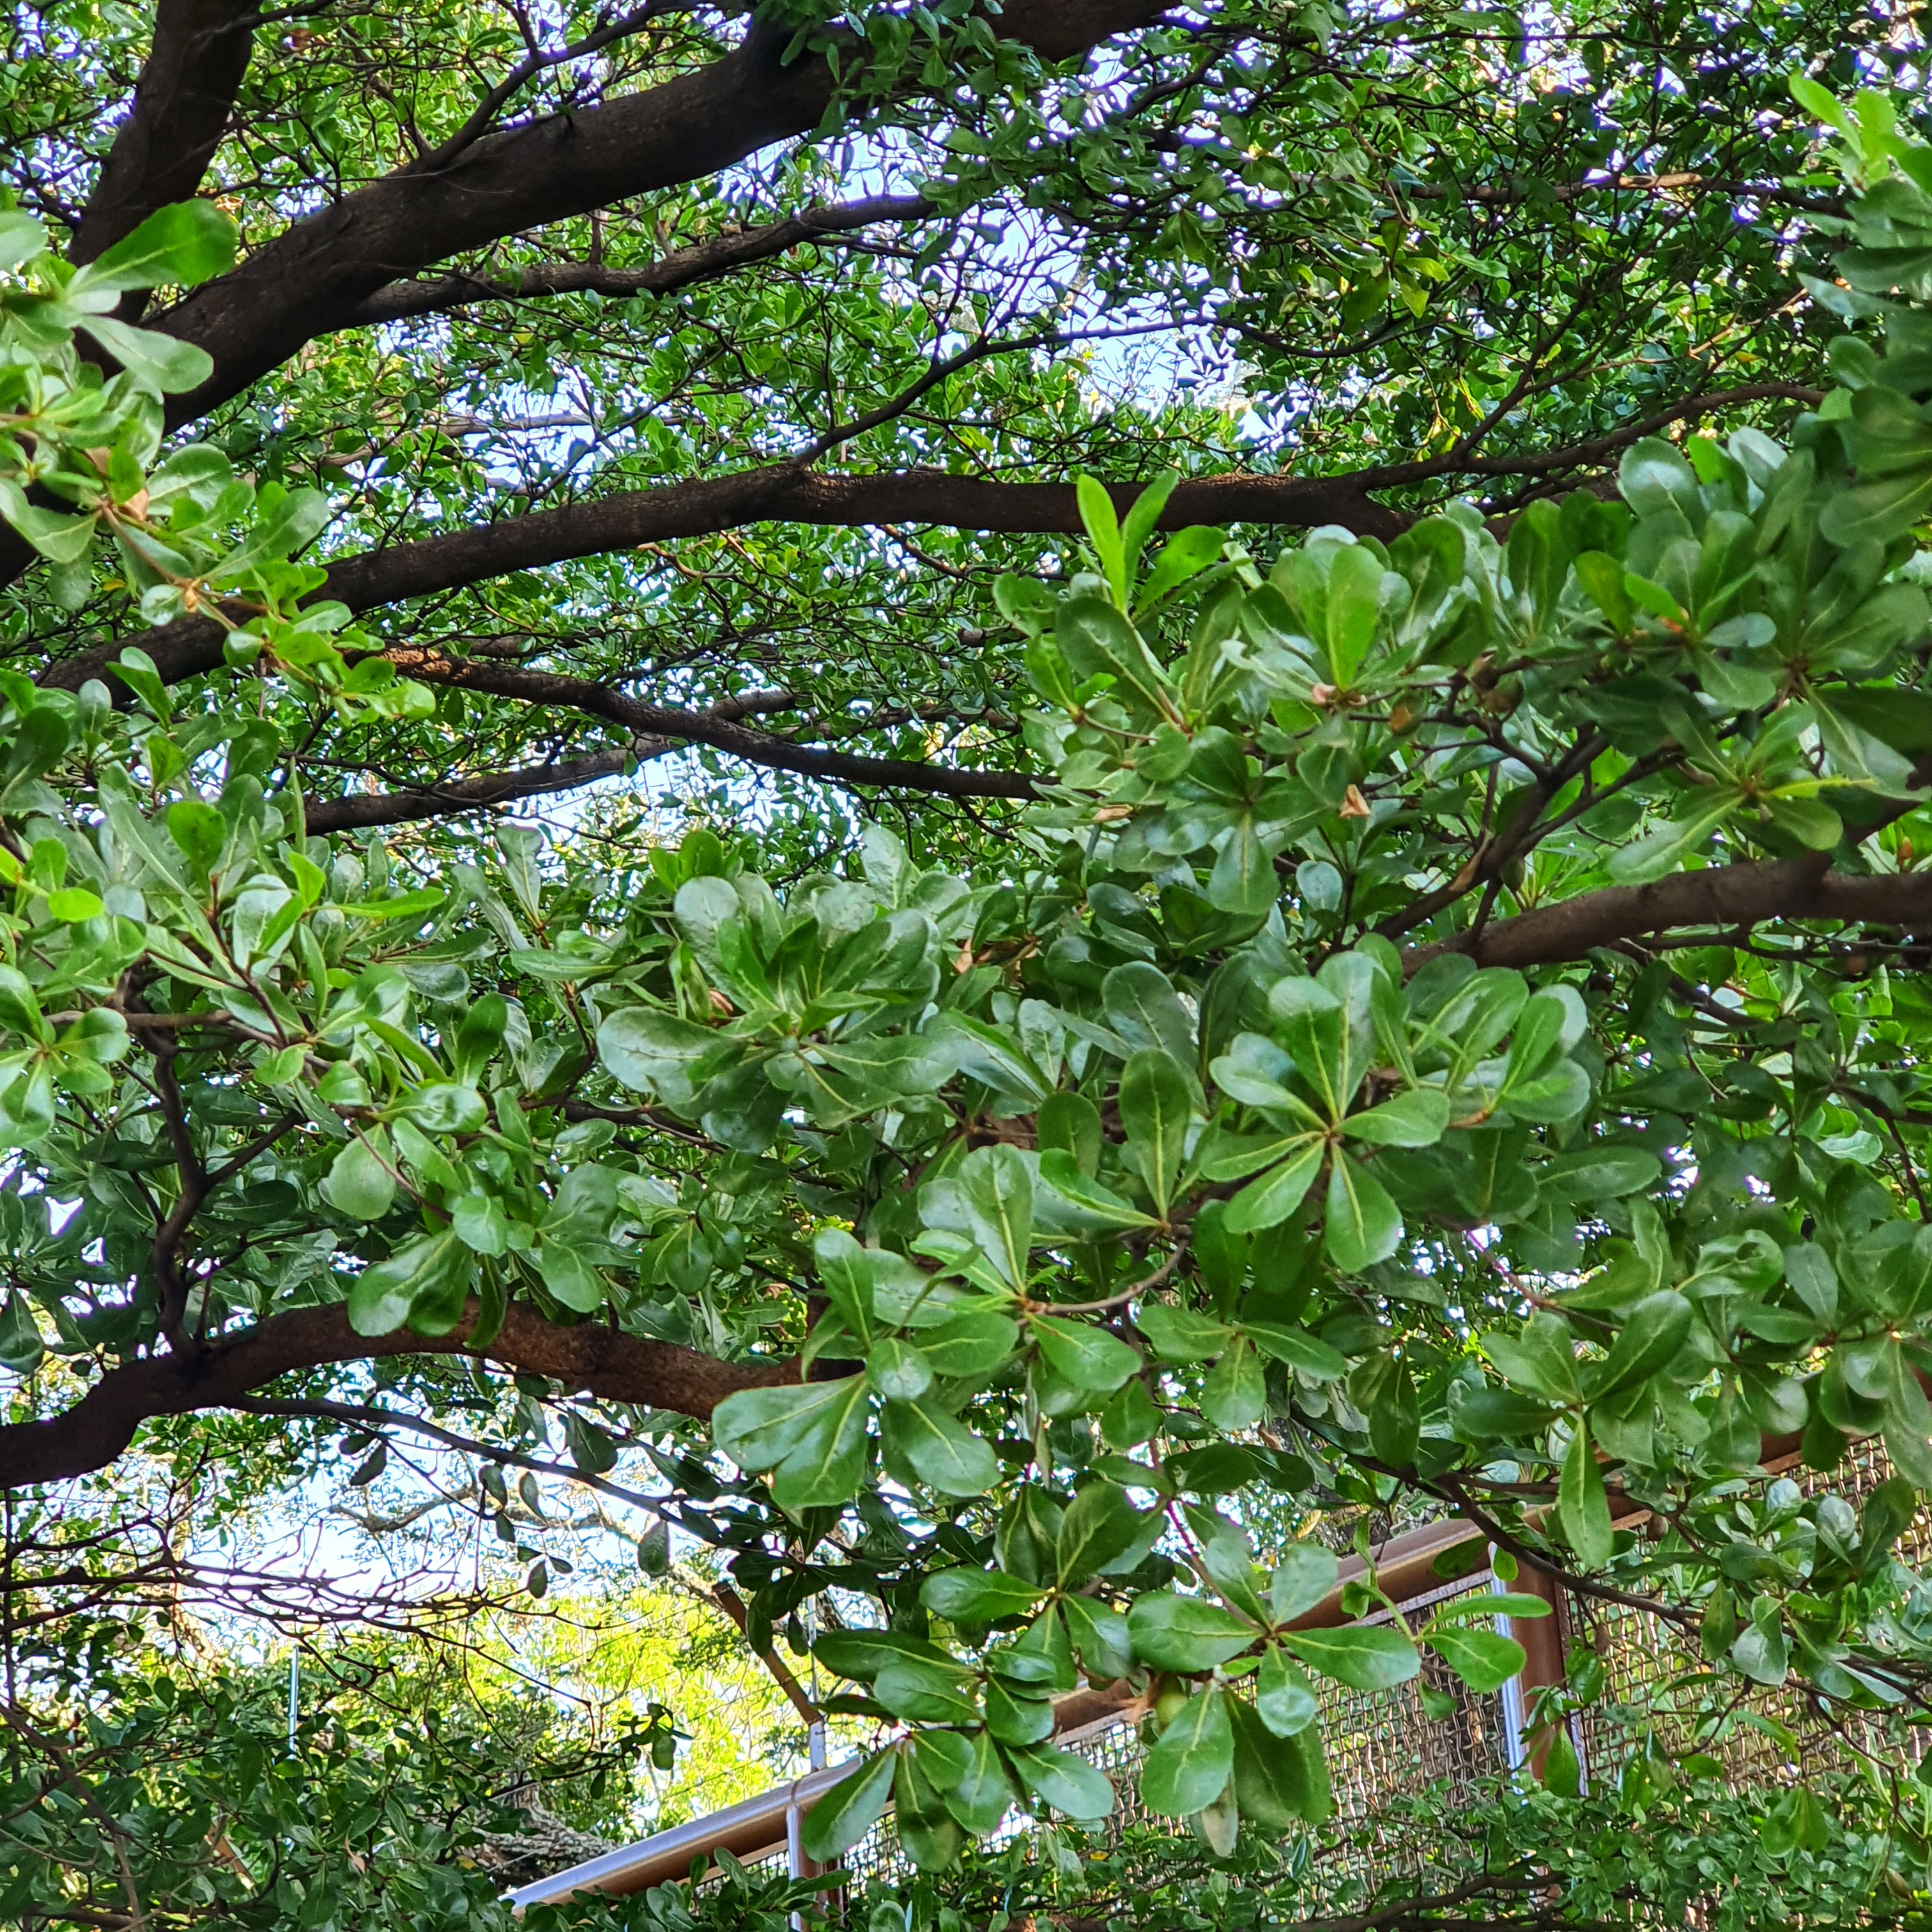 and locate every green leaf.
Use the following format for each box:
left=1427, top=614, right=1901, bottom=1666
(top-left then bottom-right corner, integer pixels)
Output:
left=1225, top=1136, right=1324, bottom=1233
left=43, top=888, right=102, bottom=923
left=1128, top=1591, right=1257, bottom=1671
left=985, top=1673, right=1055, bottom=1745
left=79, top=199, right=238, bottom=293
left=1030, top=1314, right=1140, bottom=1396
left=1269, top=1542, right=1340, bottom=1623
left=1104, top=960, right=1198, bottom=1064
left=1343, top=1086, right=1450, bottom=1146
left=873, top=1659, right=979, bottom=1725
left=801, top=1749, right=898, bottom=1860
left=1245, top=1321, right=1349, bottom=1381
left=1057, top=594, right=1175, bottom=717
left=0, top=1294, right=44, bottom=1377
left=1136, top=1302, right=1232, bottom=1361
left=596, top=1005, right=719, bottom=1105
left=1590, top=1289, right=1692, bottom=1400
left=1422, top=1623, right=1526, bottom=1693
left=1278, top=1624, right=1420, bottom=1691
left=714, top=1374, right=870, bottom=1514
left=539, top=1241, right=604, bottom=1314
left=1200, top=1336, right=1267, bottom=1430
left=1323, top=539, right=1385, bottom=685
left=1008, top=1742, right=1115, bottom=1820
left=1559, top=1420, right=1613, bottom=1569
left=1324, top=1149, right=1403, bottom=1272
left=921, top=1567, right=1045, bottom=1621
left=1062, top=1594, right=1134, bottom=1679
left=1229, top=1695, right=1322, bottom=1830
left=1255, top=1644, right=1319, bottom=1736
left=868, top=1335, right=933, bottom=1401
left=1057, top=1481, right=1146, bottom=1585
left=75, top=314, right=215, bottom=394
left=1038, top=1149, right=1160, bottom=1230
left=916, top=1310, right=1018, bottom=1378
left=323, top=1135, right=396, bottom=1222
left=939, top=1728, right=1017, bottom=1835
left=956, top=1142, right=1034, bottom=1288
left=1119, top=1047, right=1194, bottom=1213
left=1606, top=792, right=1744, bottom=884
left=1140, top=1687, right=1234, bottom=1816
left=1077, top=473, right=1127, bottom=599
left=1119, top=471, right=1179, bottom=591
left=346, top=1229, right=471, bottom=1338
left=0, top=211, right=47, bottom=271
left=881, top=1396, right=998, bottom=1496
